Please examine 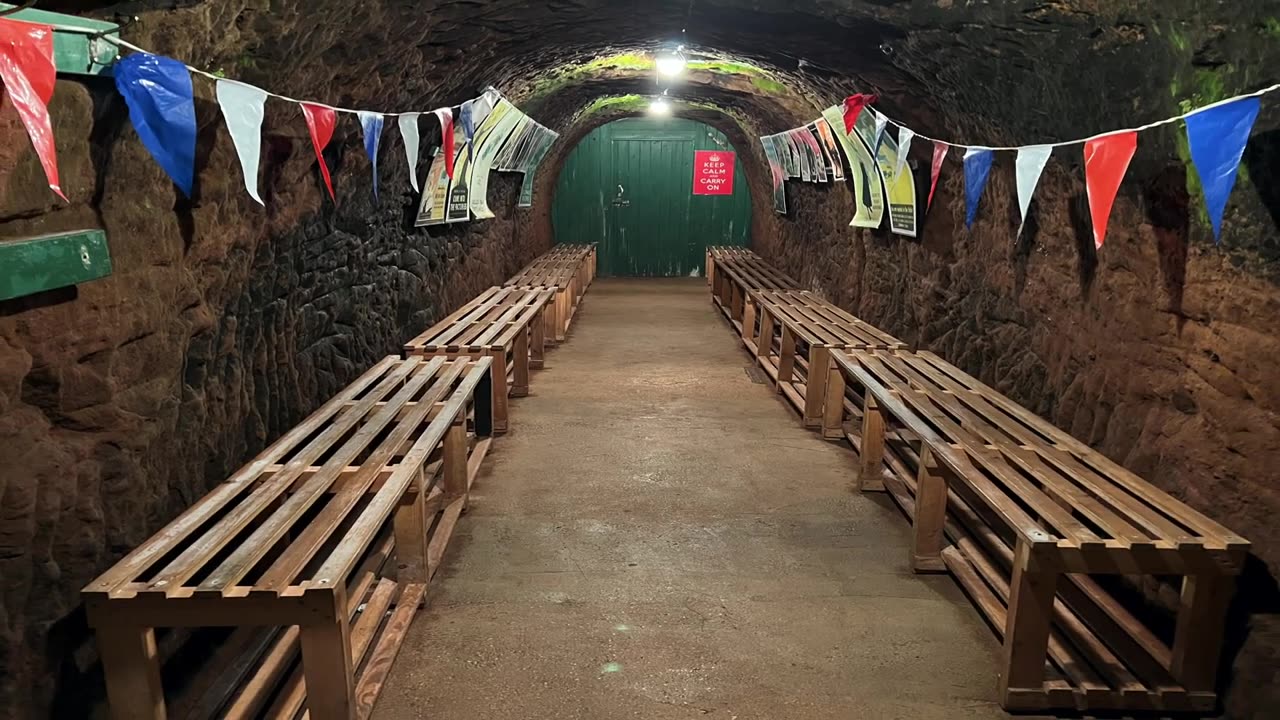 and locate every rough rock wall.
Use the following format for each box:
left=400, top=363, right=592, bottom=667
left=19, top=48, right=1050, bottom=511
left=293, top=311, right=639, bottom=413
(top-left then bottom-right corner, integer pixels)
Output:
left=0, top=70, right=539, bottom=720
left=756, top=139, right=1280, bottom=719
